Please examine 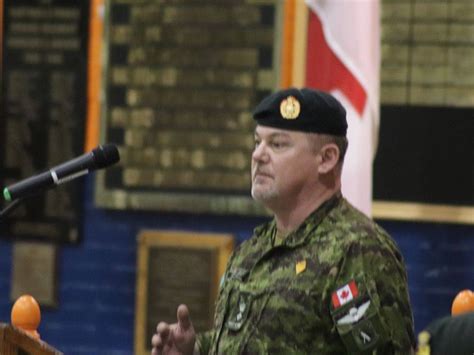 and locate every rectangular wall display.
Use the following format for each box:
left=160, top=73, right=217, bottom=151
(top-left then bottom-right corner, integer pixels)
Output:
left=134, top=230, right=234, bottom=355
left=95, top=0, right=281, bottom=216
left=10, top=241, right=58, bottom=307
left=0, top=0, right=90, bottom=243
left=373, top=106, right=474, bottom=225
